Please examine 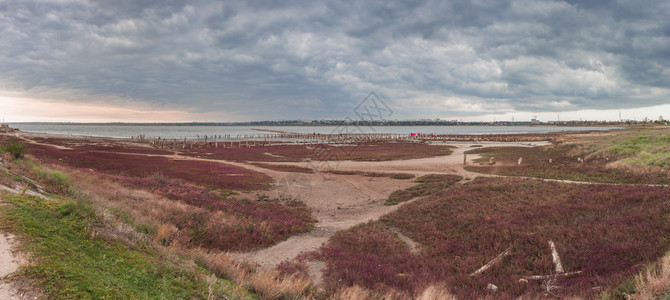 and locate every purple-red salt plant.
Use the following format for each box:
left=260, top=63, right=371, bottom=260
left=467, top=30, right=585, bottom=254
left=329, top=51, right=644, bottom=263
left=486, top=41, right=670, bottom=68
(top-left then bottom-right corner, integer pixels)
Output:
left=318, top=178, right=670, bottom=298
left=110, top=174, right=316, bottom=251
left=27, top=144, right=272, bottom=191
